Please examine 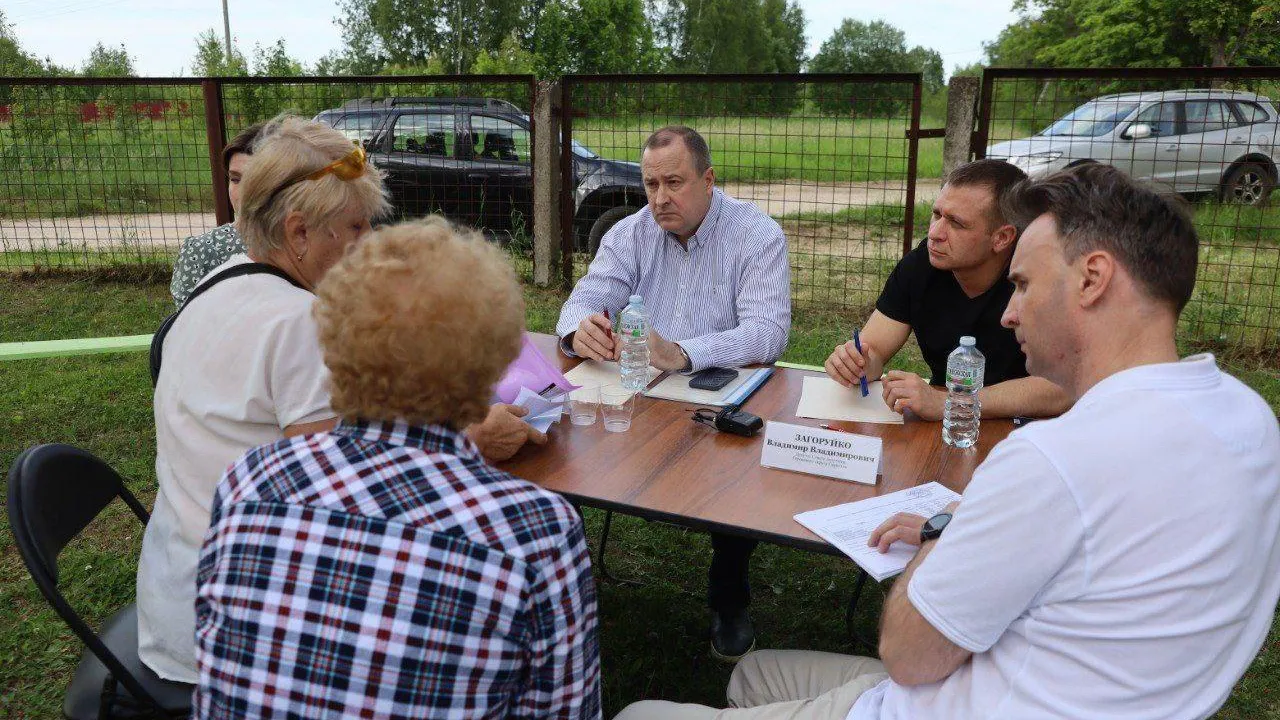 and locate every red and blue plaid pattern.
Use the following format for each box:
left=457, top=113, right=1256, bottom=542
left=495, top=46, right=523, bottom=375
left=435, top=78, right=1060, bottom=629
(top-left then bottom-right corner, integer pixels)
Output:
left=193, top=418, right=600, bottom=719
